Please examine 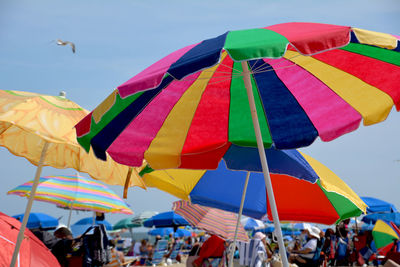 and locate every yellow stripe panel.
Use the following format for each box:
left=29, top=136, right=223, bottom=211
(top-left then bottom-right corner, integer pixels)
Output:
left=352, top=28, right=398, bottom=49
left=145, top=59, right=223, bottom=169
left=374, top=220, right=398, bottom=237
left=285, top=50, right=393, bottom=126
left=143, top=169, right=206, bottom=200
left=299, top=151, right=367, bottom=213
